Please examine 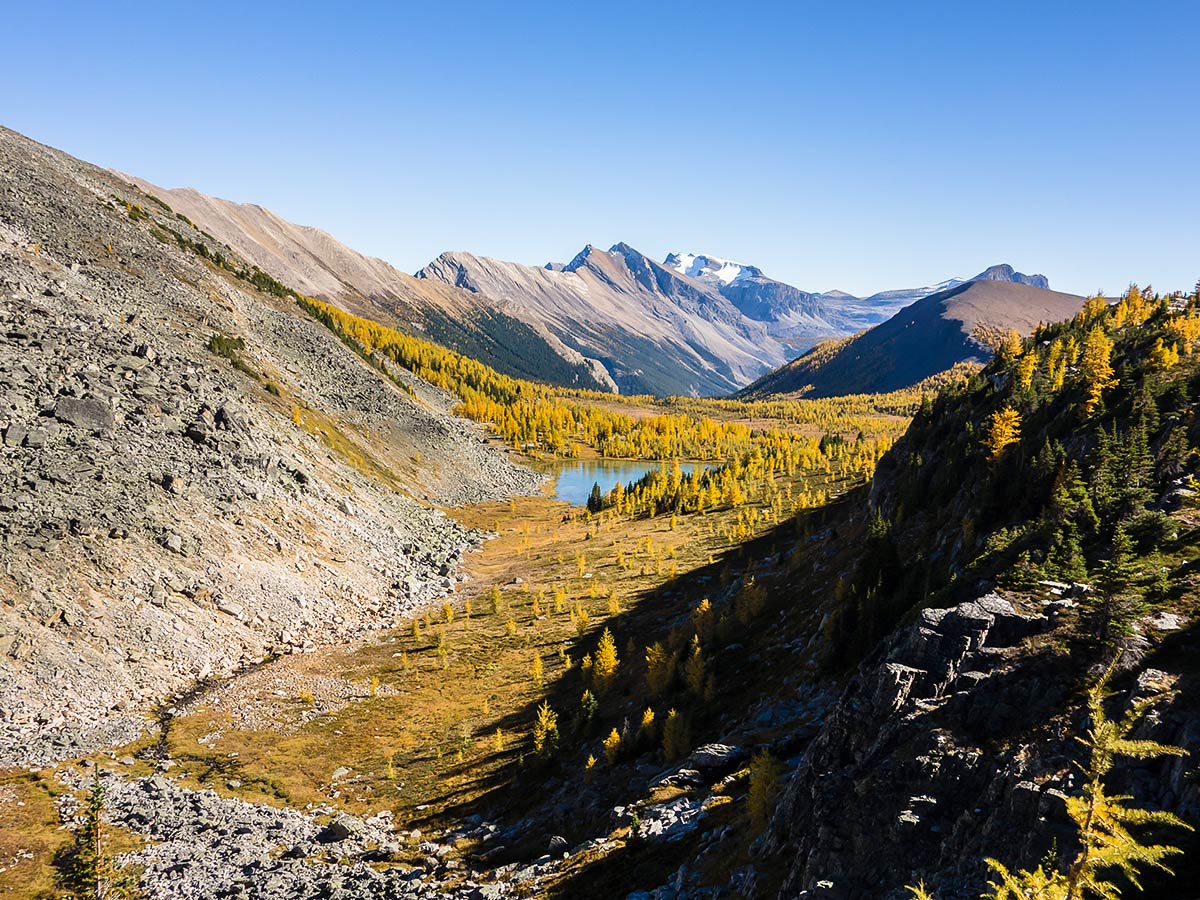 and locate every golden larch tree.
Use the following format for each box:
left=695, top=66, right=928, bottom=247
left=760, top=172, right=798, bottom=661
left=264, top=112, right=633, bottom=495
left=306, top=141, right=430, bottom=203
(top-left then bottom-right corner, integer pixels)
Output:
left=982, top=407, right=1022, bottom=459
left=593, top=627, right=619, bottom=687
left=1079, top=326, right=1116, bottom=414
